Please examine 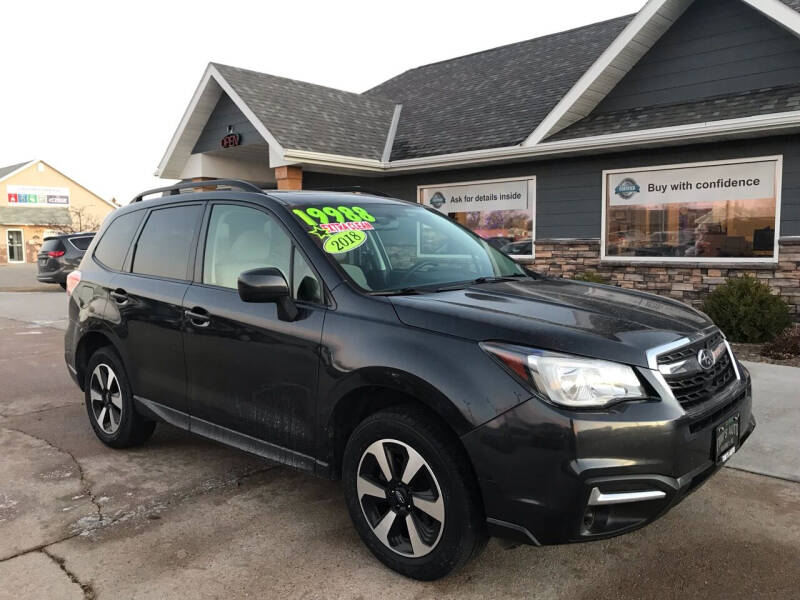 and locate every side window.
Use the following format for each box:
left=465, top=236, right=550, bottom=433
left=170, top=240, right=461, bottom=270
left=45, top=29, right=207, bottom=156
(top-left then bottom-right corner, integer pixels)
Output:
left=69, top=236, right=94, bottom=251
left=293, top=247, right=322, bottom=304
left=203, top=204, right=292, bottom=290
left=132, top=205, right=203, bottom=280
left=94, top=210, right=145, bottom=271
